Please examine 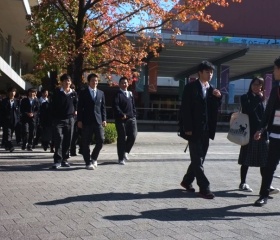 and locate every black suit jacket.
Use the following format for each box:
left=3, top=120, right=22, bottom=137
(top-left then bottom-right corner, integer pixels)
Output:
left=259, top=86, right=280, bottom=134
left=0, top=97, right=20, bottom=127
left=112, top=90, right=137, bottom=119
left=20, top=97, right=40, bottom=123
left=77, top=87, right=106, bottom=125
left=180, top=80, right=222, bottom=140
left=241, top=92, right=265, bottom=137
